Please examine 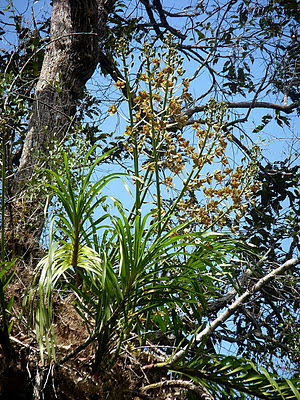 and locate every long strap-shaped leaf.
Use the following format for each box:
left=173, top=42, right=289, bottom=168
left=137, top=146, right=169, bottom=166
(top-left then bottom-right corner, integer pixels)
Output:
left=168, top=354, right=300, bottom=399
